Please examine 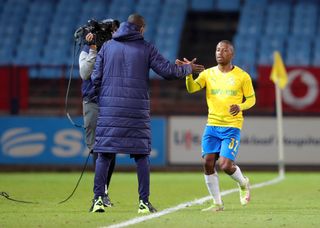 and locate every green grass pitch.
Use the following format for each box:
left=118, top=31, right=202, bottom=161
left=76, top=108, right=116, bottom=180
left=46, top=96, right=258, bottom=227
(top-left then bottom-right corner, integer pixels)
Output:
left=1, top=172, right=320, bottom=227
